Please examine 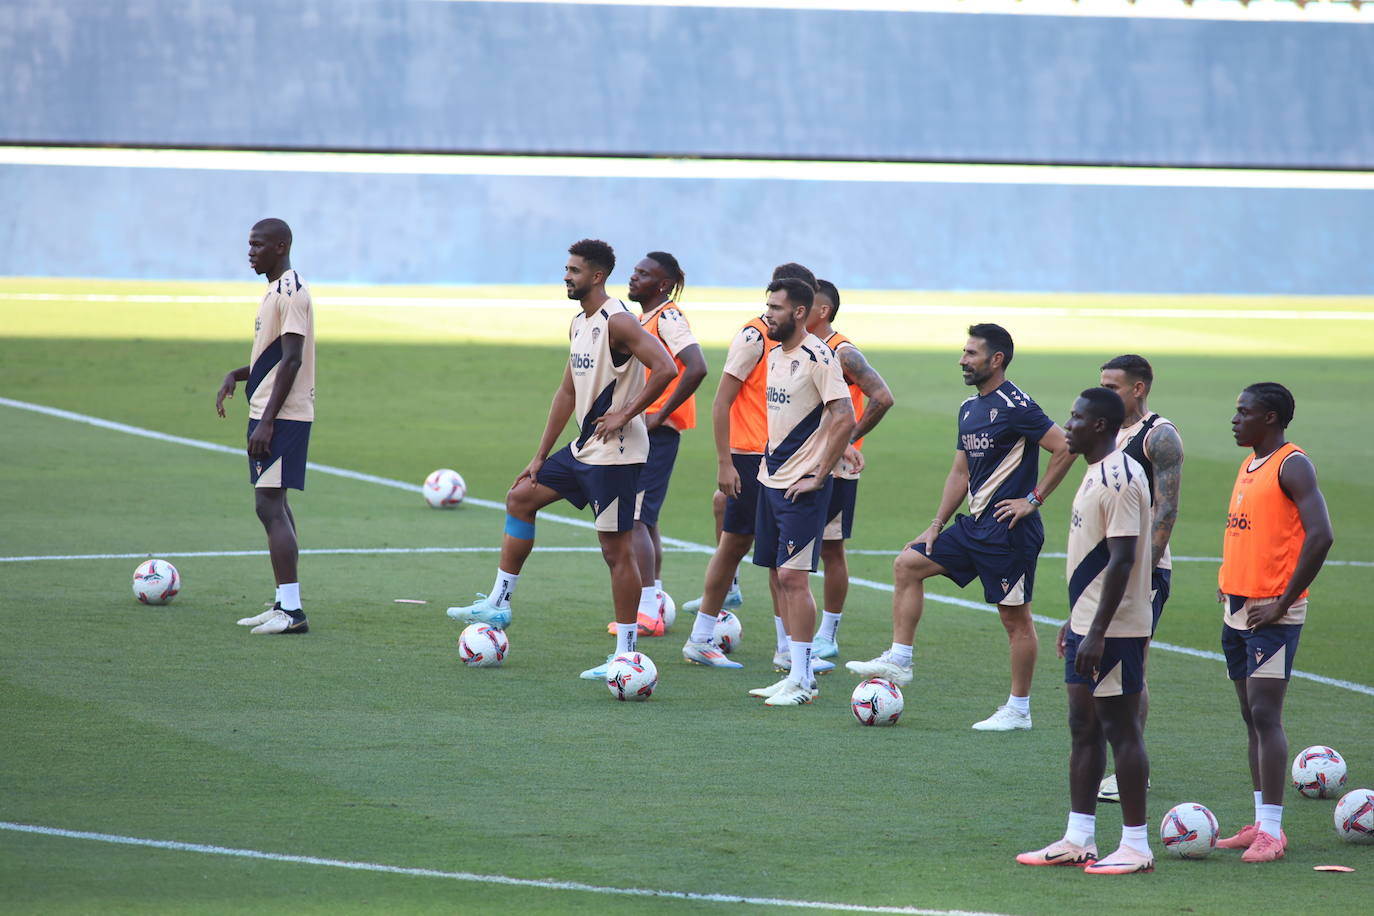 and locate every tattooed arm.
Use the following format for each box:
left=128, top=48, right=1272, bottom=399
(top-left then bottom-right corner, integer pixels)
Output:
left=1143, top=422, right=1184, bottom=569
left=839, top=344, right=894, bottom=443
